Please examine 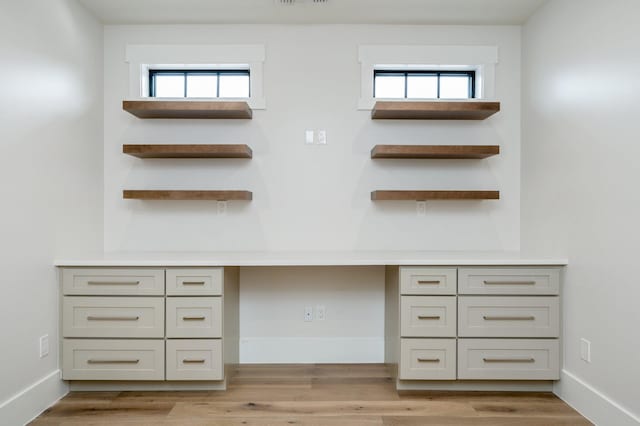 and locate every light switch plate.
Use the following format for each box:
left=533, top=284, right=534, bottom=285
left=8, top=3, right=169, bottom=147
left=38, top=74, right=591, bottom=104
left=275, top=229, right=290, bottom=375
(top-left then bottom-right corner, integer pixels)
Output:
left=305, top=130, right=314, bottom=144
left=580, top=338, right=591, bottom=363
left=317, top=130, right=327, bottom=145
